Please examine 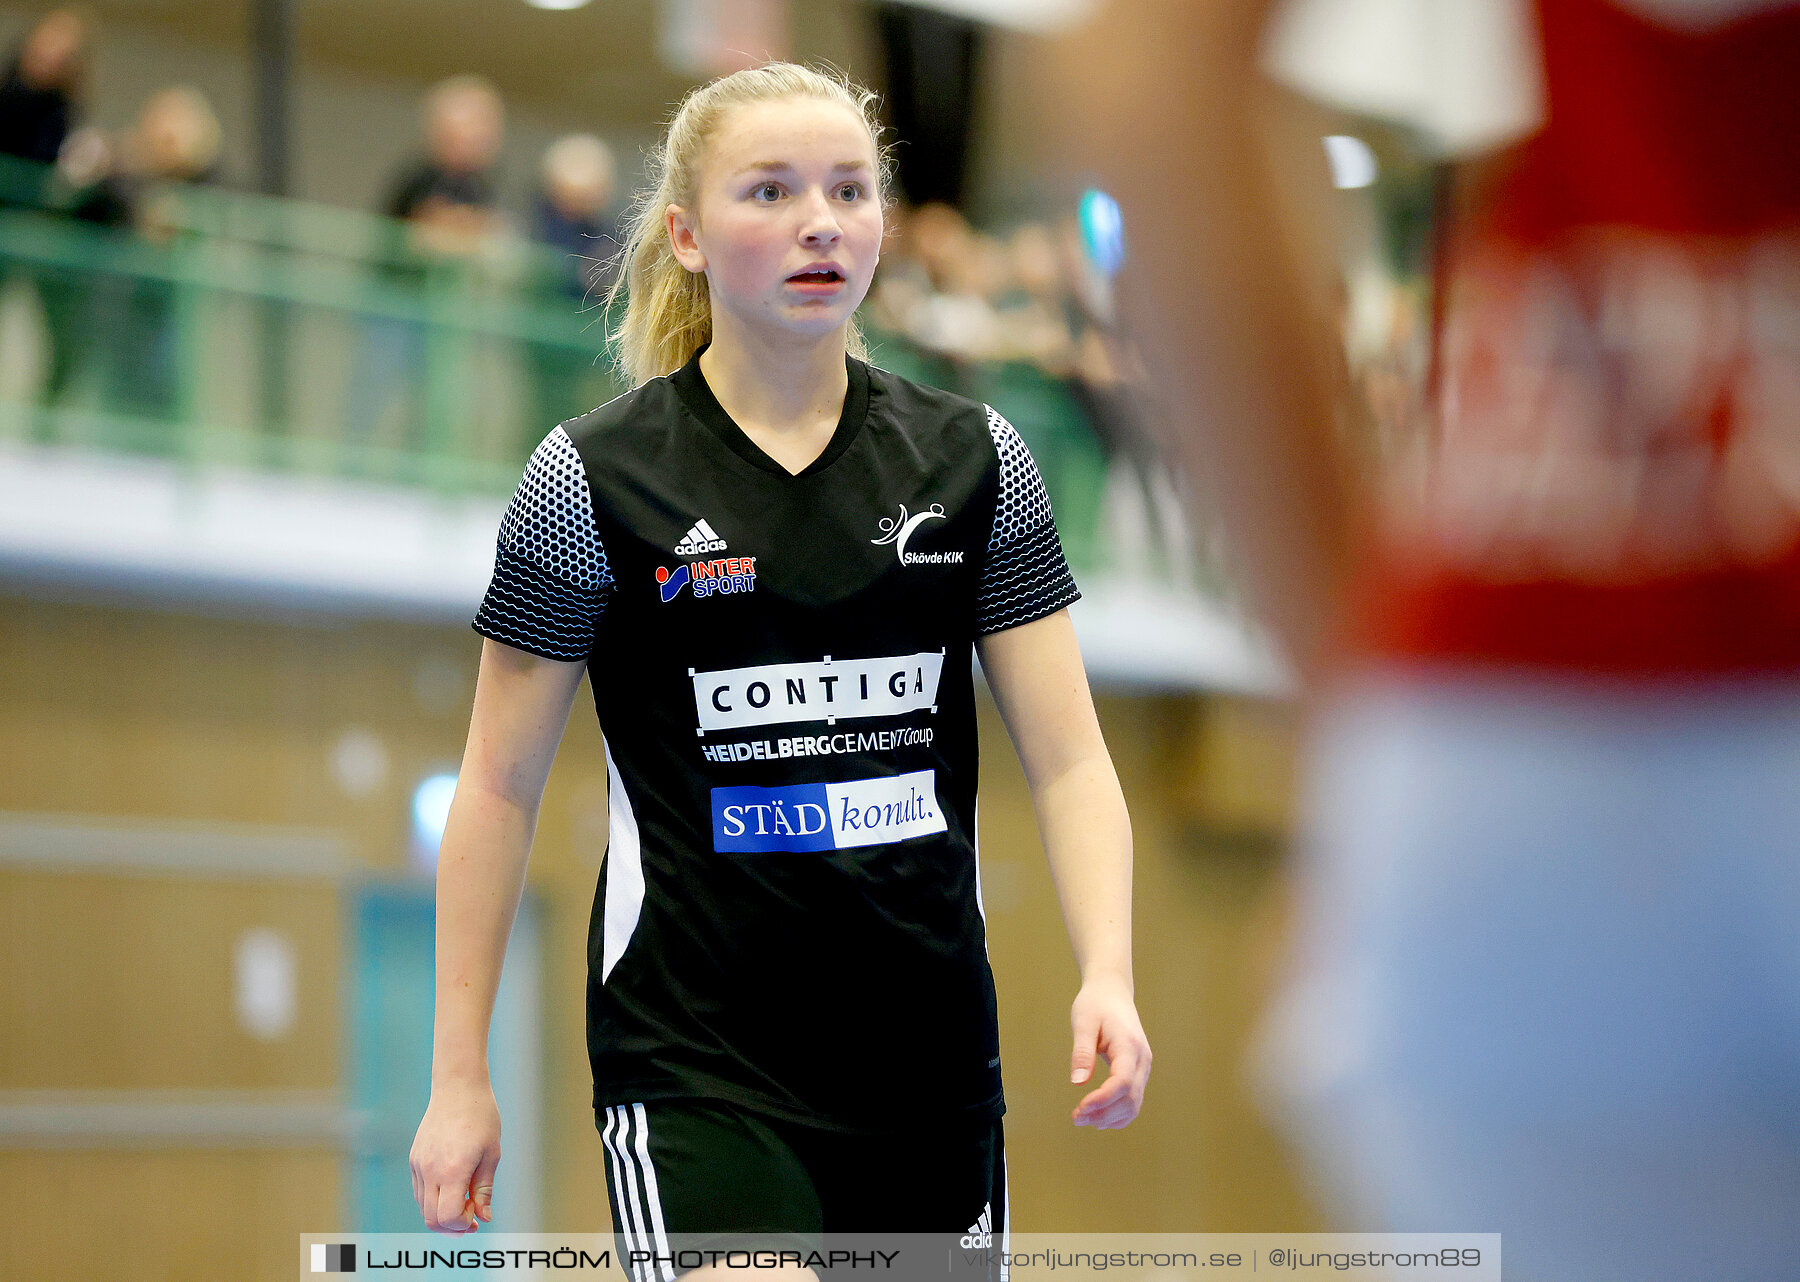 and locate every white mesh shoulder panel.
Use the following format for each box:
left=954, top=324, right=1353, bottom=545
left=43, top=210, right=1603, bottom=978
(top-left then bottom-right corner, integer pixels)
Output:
left=499, top=427, right=611, bottom=592
left=986, top=405, right=1057, bottom=551
left=473, top=426, right=612, bottom=661
left=977, top=405, right=1081, bottom=635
